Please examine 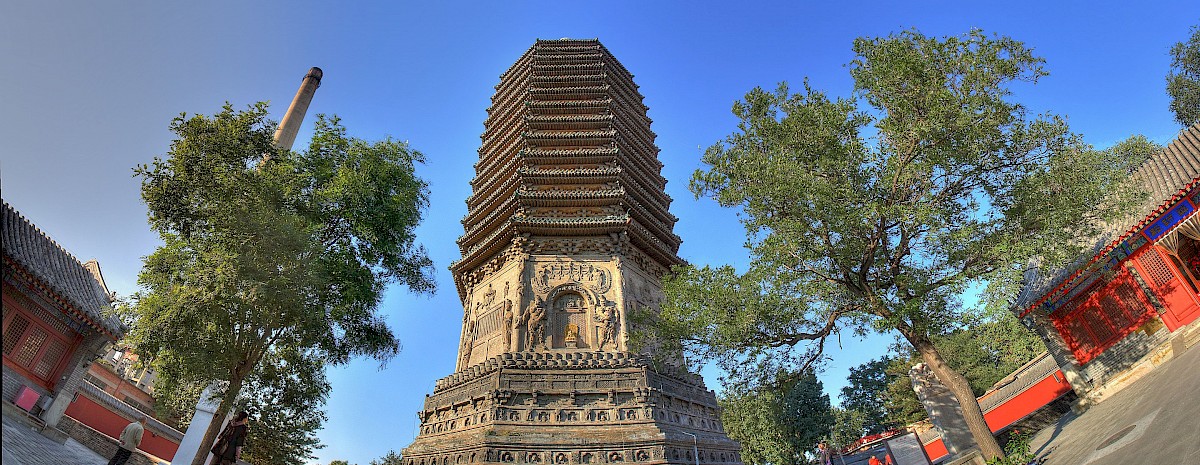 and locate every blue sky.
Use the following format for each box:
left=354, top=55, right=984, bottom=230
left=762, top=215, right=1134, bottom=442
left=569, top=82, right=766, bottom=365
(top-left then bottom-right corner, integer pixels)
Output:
left=2, top=2, right=1195, bottom=464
